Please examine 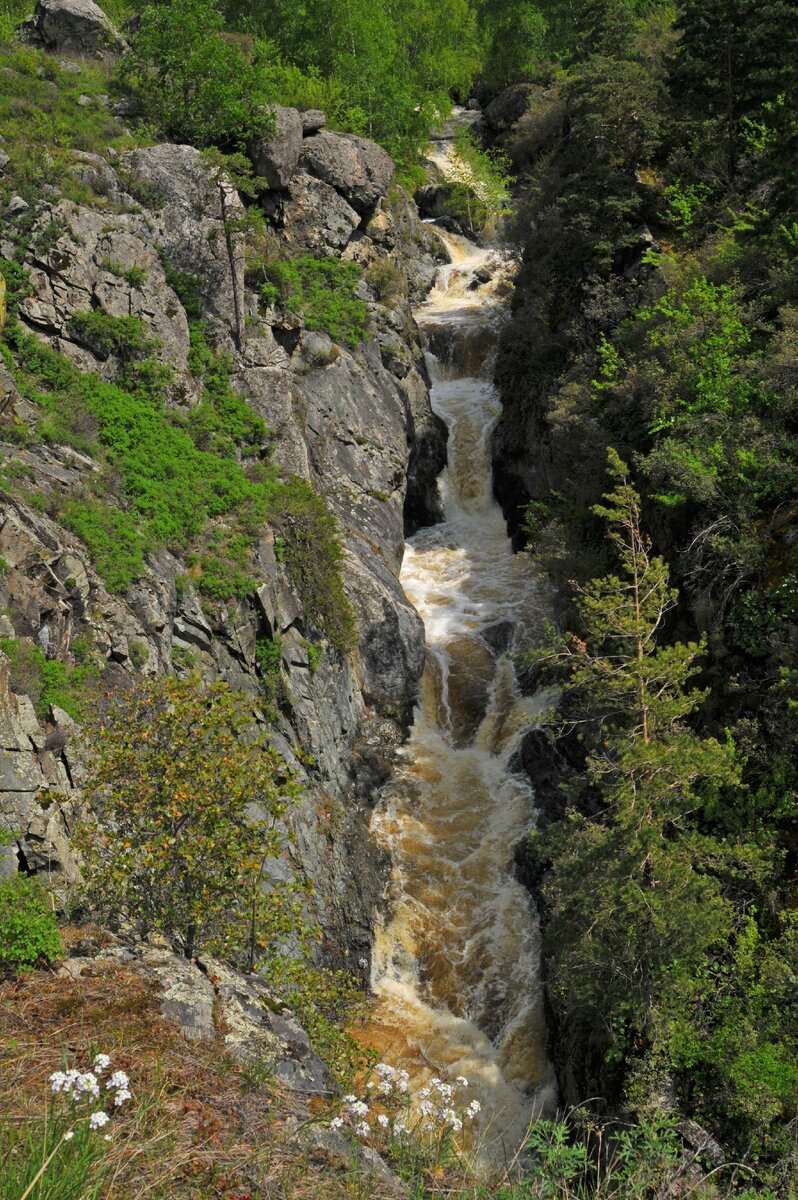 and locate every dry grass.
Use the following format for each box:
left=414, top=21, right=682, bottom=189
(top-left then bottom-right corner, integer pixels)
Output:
left=0, top=929, right=389, bottom=1200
